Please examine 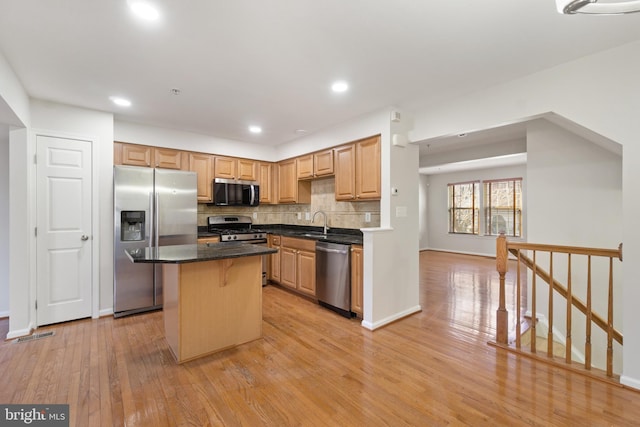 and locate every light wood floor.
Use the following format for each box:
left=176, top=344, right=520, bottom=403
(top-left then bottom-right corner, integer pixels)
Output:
left=1, top=251, right=639, bottom=426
